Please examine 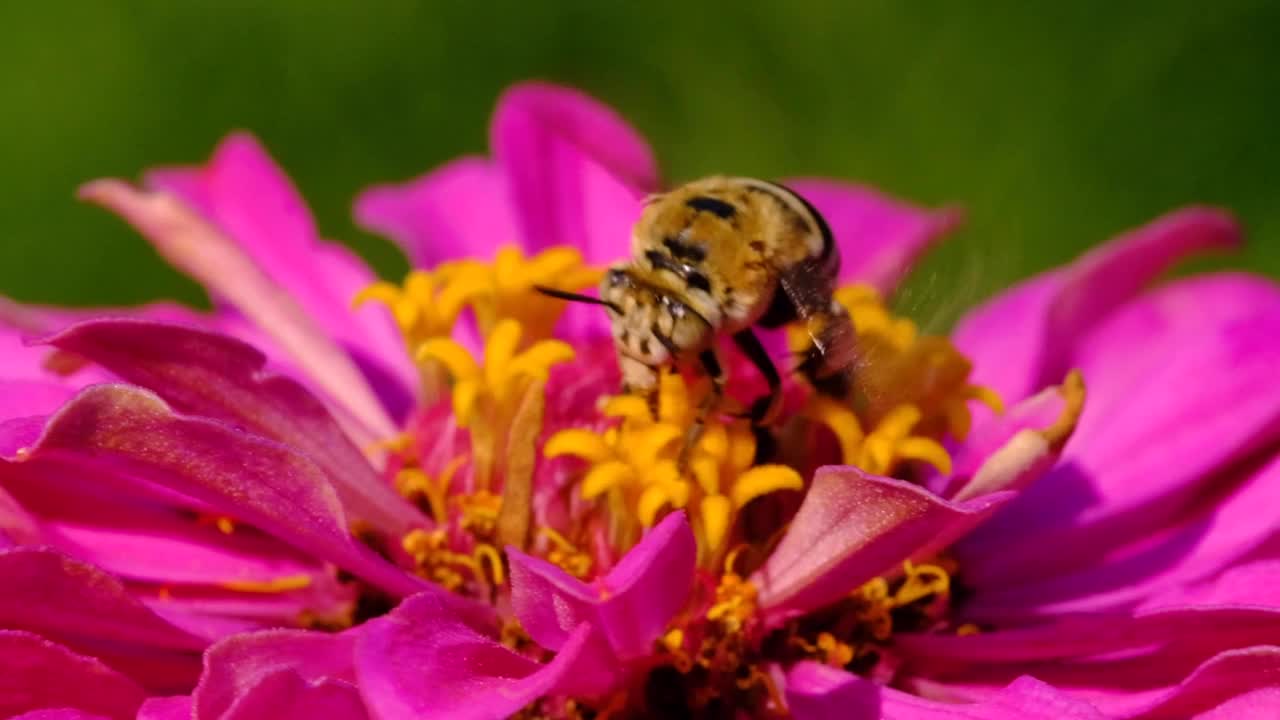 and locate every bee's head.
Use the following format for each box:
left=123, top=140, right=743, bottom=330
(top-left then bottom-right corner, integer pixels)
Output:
left=599, top=265, right=713, bottom=368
